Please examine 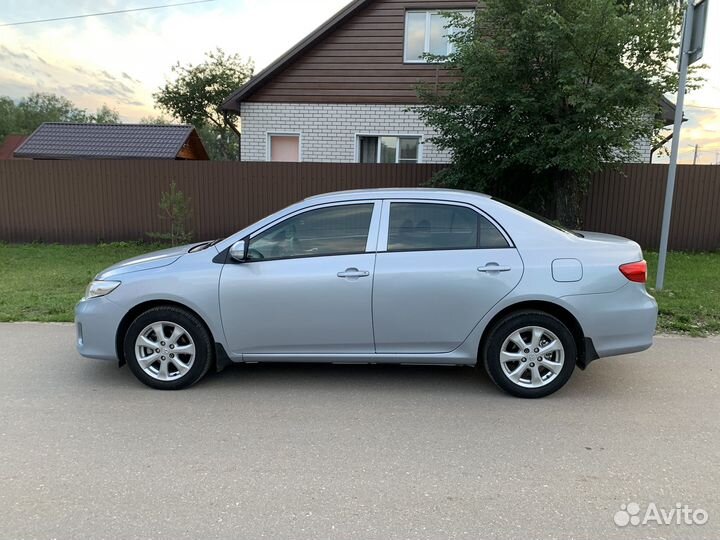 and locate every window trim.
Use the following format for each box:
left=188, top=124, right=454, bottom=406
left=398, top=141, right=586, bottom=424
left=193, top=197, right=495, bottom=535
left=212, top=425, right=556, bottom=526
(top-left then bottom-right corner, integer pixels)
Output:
left=355, top=133, right=423, bottom=164
left=376, top=199, right=515, bottom=253
left=266, top=132, right=302, bottom=162
left=403, top=9, right=473, bottom=64
left=243, top=200, right=382, bottom=263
